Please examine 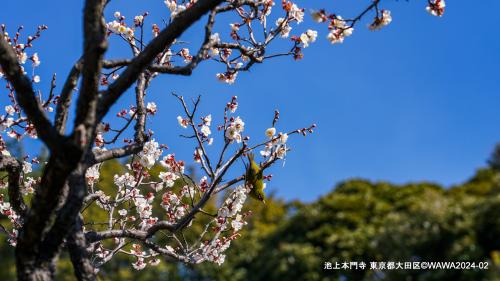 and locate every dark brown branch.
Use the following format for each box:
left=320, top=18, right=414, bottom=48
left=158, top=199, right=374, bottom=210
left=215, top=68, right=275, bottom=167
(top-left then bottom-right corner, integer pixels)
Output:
left=73, top=0, right=108, bottom=147
left=42, top=73, right=57, bottom=108
left=174, top=94, right=214, bottom=177
left=90, top=143, right=143, bottom=164
left=0, top=155, right=27, bottom=217
left=68, top=216, right=97, bottom=281
left=38, top=163, right=88, bottom=271
left=103, top=59, right=195, bottom=75
left=133, top=73, right=147, bottom=143
left=55, top=59, right=82, bottom=134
